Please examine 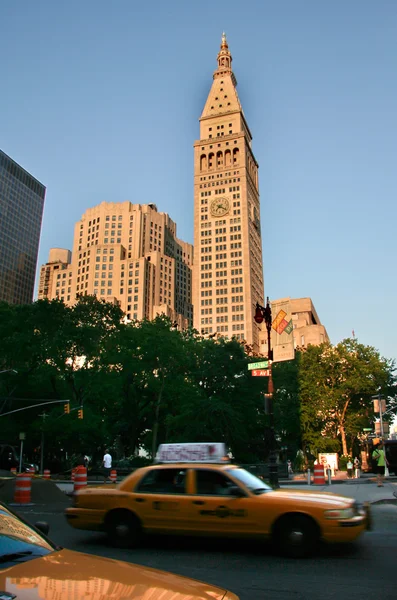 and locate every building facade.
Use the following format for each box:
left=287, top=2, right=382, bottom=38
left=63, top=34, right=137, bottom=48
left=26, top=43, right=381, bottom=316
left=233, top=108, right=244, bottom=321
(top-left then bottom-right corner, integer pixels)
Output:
left=259, top=296, right=330, bottom=359
left=193, top=34, right=264, bottom=349
left=39, top=202, right=193, bottom=327
left=0, top=149, right=45, bottom=304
